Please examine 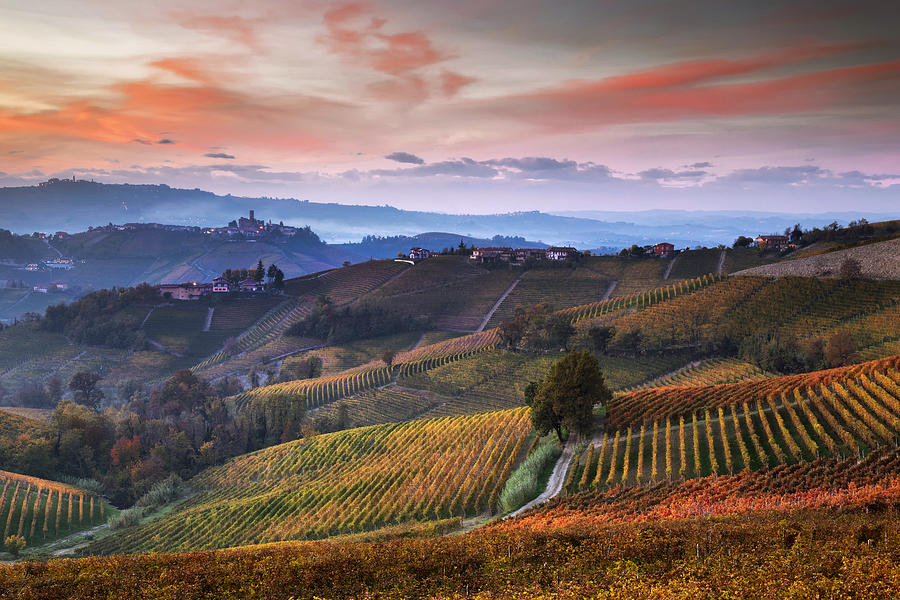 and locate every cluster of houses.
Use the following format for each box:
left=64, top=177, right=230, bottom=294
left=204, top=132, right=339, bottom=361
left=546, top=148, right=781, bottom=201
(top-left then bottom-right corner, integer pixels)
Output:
left=81, top=211, right=301, bottom=239
left=409, top=243, right=680, bottom=263
left=158, top=276, right=266, bottom=301
left=23, top=257, right=76, bottom=272
left=754, top=234, right=796, bottom=250
left=32, top=282, right=69, bottom=294
left=203, top=210, right=301, bottom=238
left=468, top=246, right=580, bottom=263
